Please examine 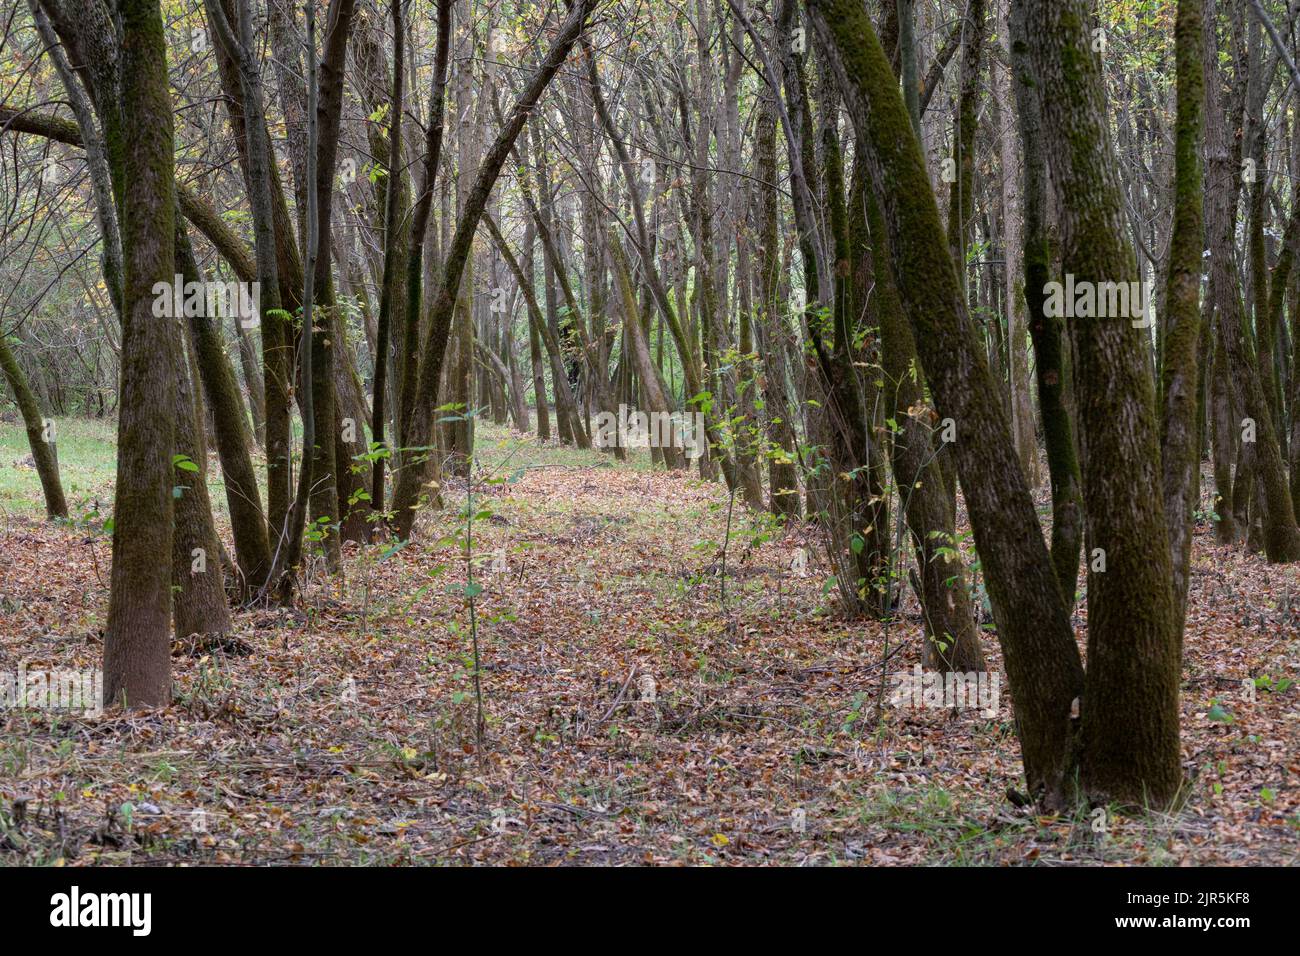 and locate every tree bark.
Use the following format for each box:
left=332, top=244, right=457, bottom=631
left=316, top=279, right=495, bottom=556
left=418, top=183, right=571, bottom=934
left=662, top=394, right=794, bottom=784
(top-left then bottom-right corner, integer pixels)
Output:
left=1160, top=0, right=1207, bottom=639
left=1008, top=0, right=1083, bottom=604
